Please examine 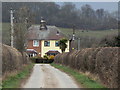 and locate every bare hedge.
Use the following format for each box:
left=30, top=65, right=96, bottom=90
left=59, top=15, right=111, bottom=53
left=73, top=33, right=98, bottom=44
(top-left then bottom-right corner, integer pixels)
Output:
left=2, top=44, right=30, bottom=77
left=54, top=47, right=119, bottom=88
